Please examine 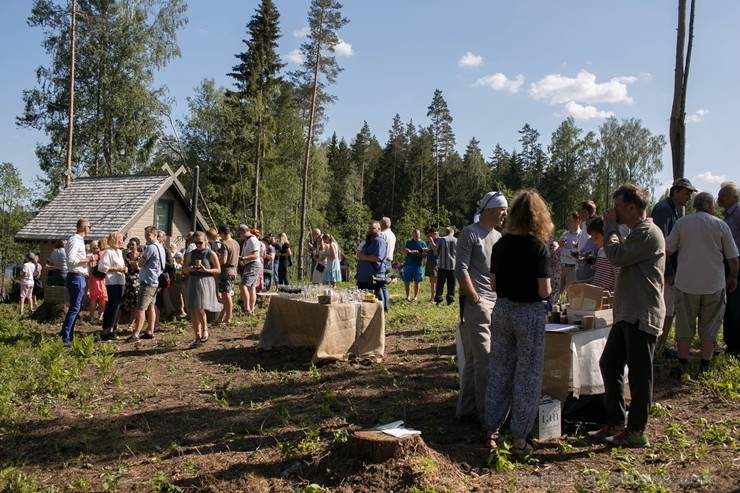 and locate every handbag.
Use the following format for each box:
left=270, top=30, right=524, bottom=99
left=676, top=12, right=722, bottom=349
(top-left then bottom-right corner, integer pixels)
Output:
left=156, top=246, right=171, bottom=288
left=315, top=263, right=325, bottom=272
left=91, top=264, right=106, bottom=279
